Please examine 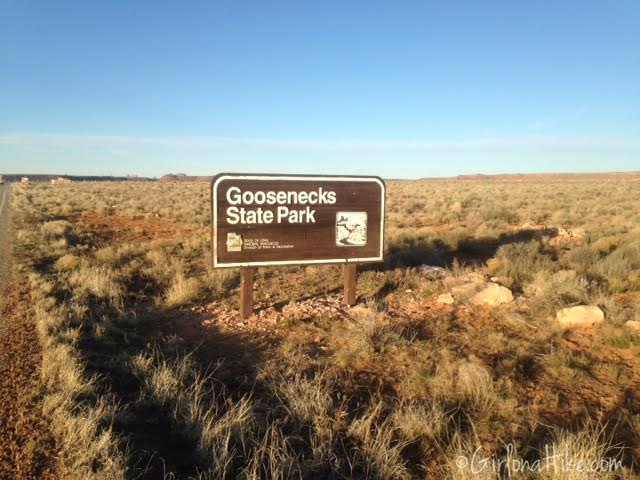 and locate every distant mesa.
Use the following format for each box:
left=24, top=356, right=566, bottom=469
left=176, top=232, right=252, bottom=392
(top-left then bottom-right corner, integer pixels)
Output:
left=0, top=174, right=154, bottom=183
left=50, top=176, right=72, bottom=185
left=160, top=173, right=213, bottom=182
left=450, top=172, right=640, bottom=181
